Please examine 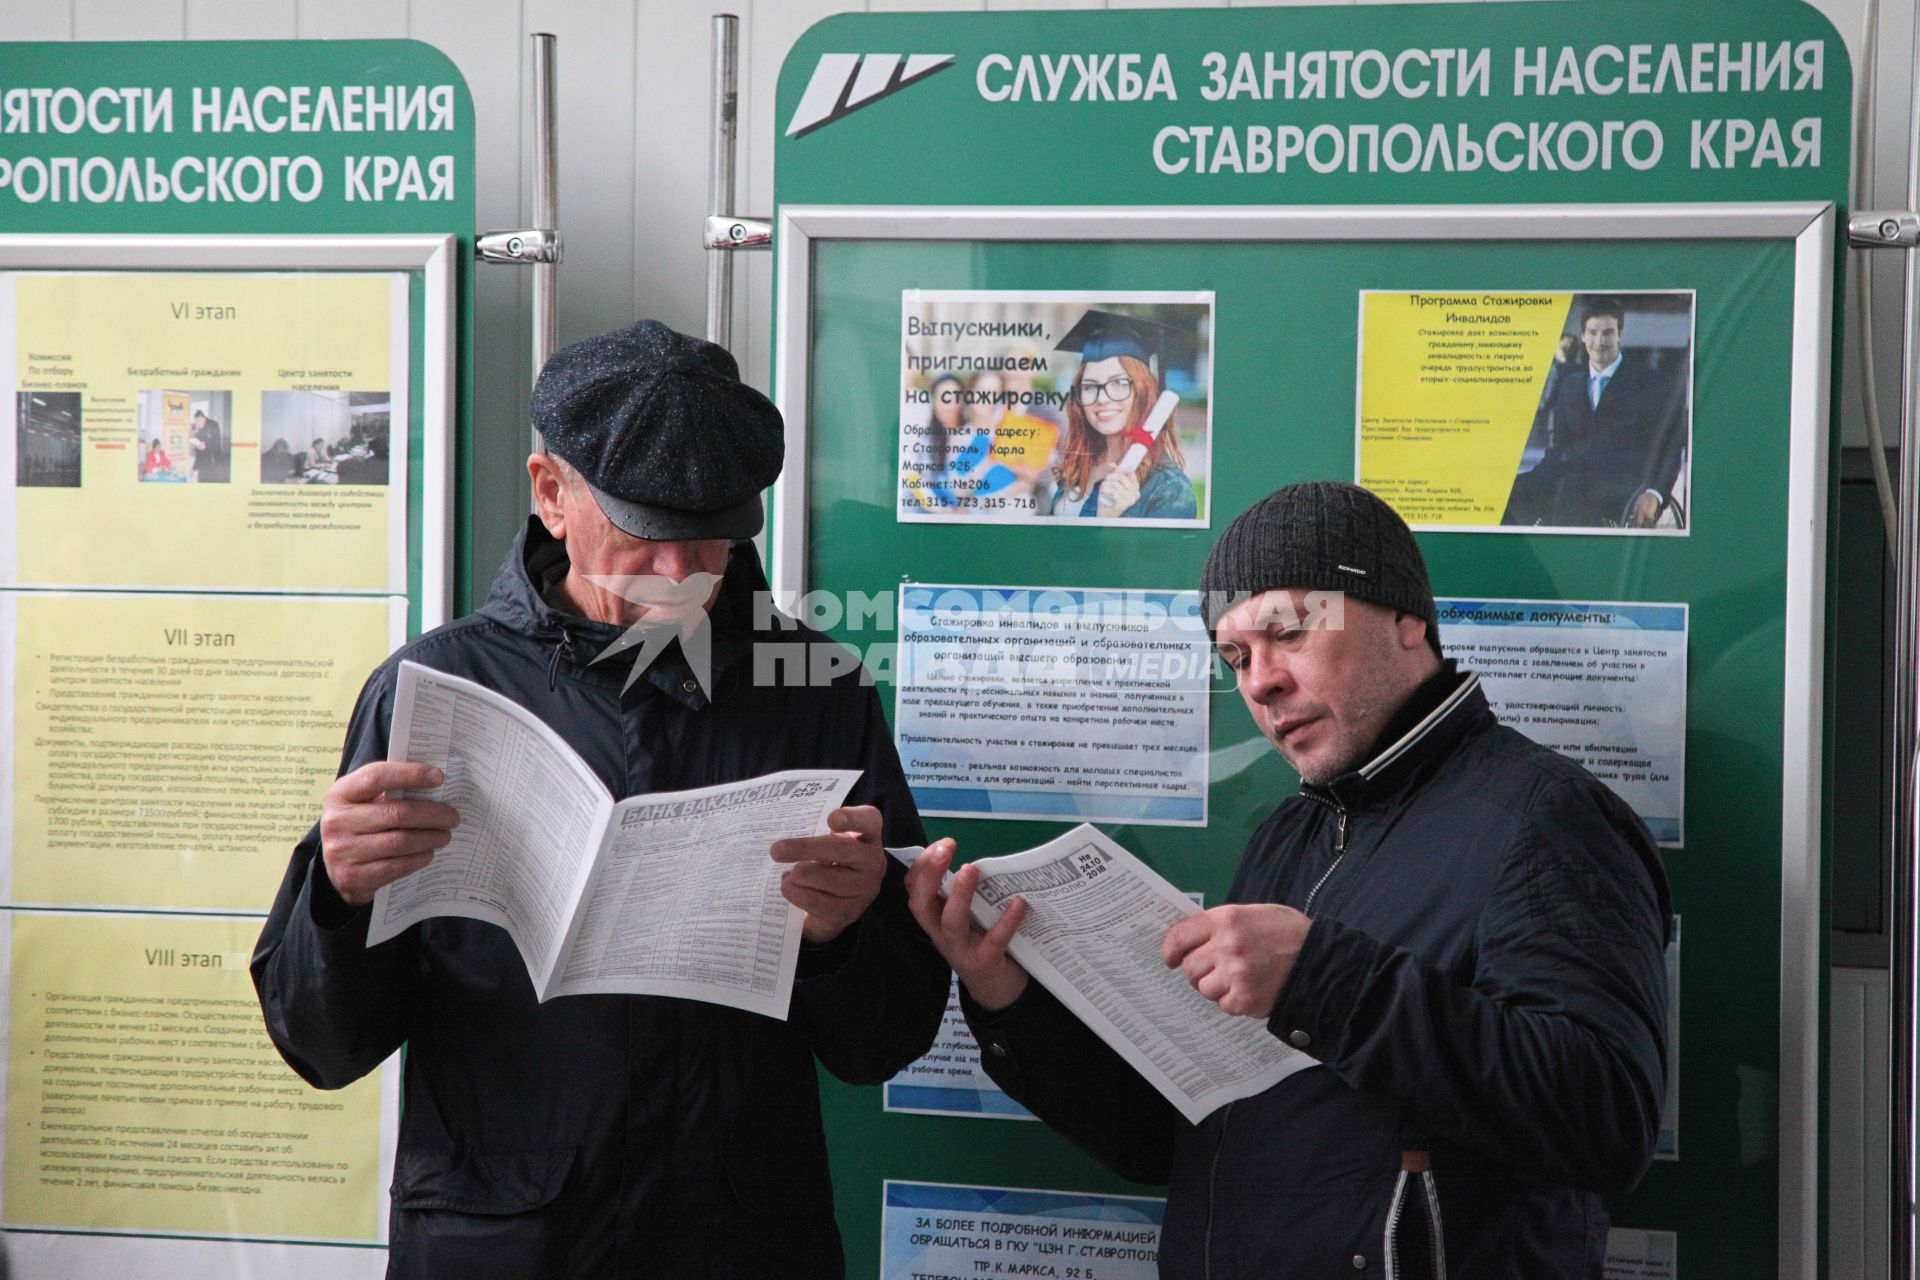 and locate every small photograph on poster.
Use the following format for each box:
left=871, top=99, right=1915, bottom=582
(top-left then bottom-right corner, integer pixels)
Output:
left=894, top=585, right=1210, bottom=825
left=261, top=389, right=392, bottom=486
left=1437, top=597, right=1686, bottom=844
left=899, top=290, right=1212, bottom=527
left=882, top=1181, right=1164, bottom=1280
left=135, top=389, right=231, bottom=484
left=16, top=391, right=80, bottom=487
left=1358, top=290, right=1693, bottom=534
